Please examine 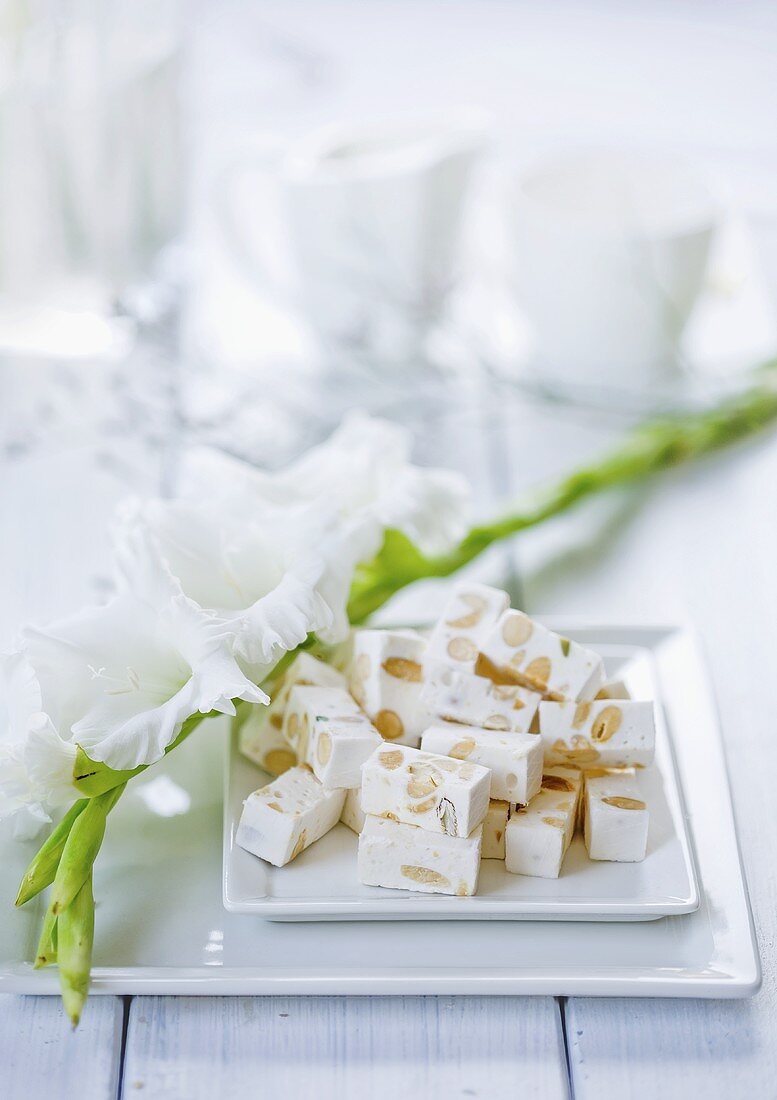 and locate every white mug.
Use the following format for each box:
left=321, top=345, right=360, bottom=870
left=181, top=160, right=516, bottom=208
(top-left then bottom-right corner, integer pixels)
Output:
left=218, top=116, right=488, bottom=361
left=511, top=149, right=718, bottom=389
